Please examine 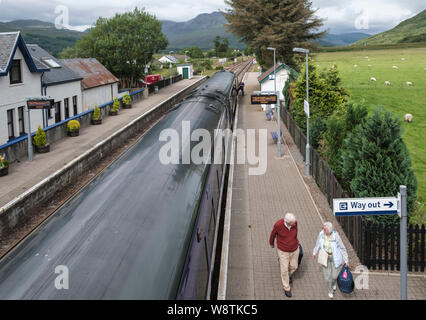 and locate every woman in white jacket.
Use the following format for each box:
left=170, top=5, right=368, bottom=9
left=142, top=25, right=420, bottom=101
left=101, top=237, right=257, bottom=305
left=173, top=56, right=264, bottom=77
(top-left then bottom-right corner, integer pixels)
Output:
left=312, top=222, right=349, bottom=299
